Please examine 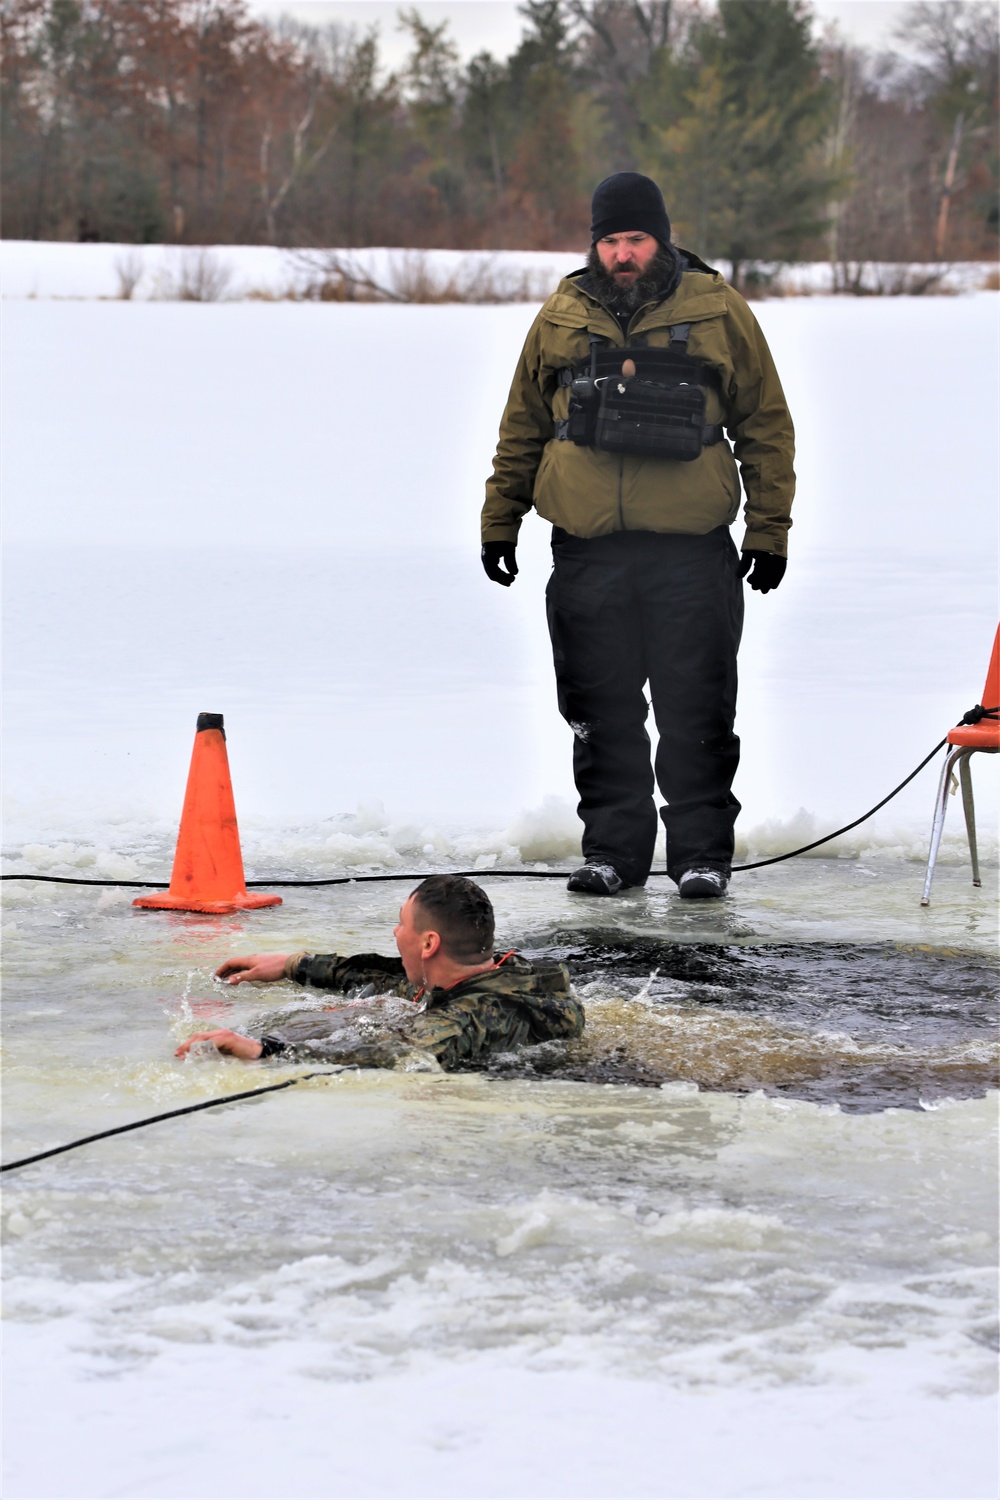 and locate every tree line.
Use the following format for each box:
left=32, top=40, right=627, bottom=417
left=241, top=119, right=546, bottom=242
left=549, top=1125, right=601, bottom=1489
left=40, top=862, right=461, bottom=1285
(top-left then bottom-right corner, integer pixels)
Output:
left=2, top=0, right=996, bottom=274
